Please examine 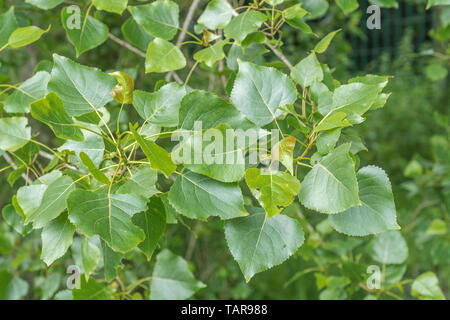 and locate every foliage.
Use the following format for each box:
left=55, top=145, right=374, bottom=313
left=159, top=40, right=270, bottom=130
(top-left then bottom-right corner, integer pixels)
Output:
left=0, top=0, right=448, bottom=300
